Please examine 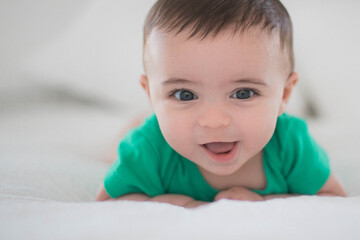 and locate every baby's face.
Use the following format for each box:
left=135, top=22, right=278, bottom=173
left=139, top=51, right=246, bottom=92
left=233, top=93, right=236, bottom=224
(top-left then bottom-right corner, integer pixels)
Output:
left=142, top=28, right=296, bottom=176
